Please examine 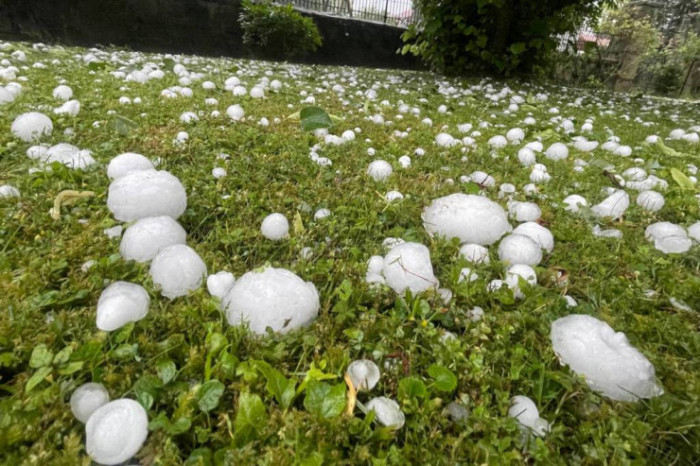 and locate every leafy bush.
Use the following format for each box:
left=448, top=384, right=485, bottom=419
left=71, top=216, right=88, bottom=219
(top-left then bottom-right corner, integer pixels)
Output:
left=401, top=0, right=614, bottom=76
left=239, top=0, right=323, bottom=60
